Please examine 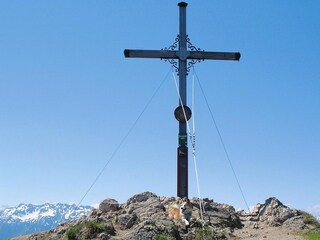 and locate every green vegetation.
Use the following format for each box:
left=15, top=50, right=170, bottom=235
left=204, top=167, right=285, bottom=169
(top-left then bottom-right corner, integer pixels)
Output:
left=299, top=211, right=320, bottom=240
left=153, top=233, right=171, bottom=240
left=66, top=227, right=77, bottom=240
left=304, top=228, right=320, bottom=240
left=300, top=211, right=320, bottom=227
left=84, top=221, right=105, bottom=232
left=65, top=221, right=106, bottom=240
left=196, top=225, right=214, bottom=240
